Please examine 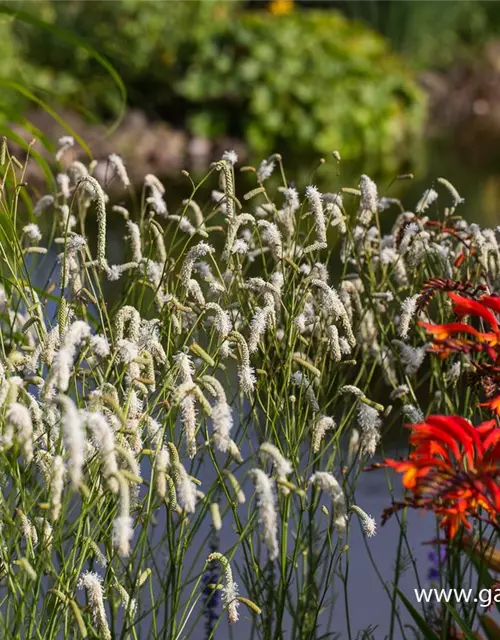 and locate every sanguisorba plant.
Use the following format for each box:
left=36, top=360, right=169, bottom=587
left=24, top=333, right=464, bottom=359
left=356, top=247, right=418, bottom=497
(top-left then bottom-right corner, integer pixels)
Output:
left=0, top=134, right=498, bottom=639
